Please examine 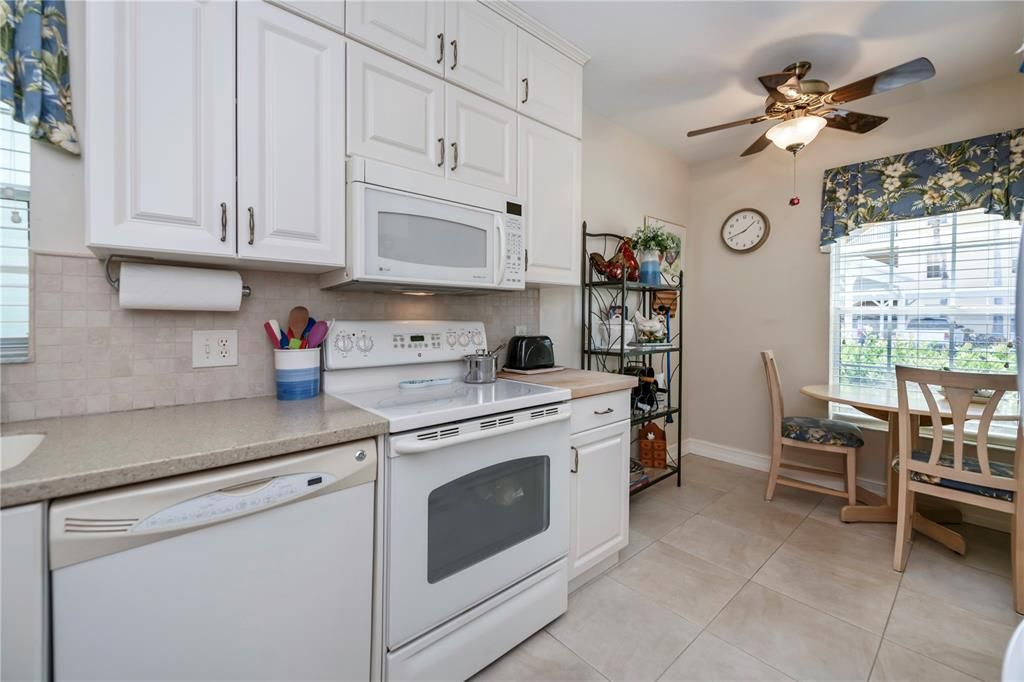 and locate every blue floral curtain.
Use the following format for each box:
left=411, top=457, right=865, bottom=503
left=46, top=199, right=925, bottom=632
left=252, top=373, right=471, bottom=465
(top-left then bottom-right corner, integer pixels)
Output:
left=1, top=0, right=79, bottom=154
left=820, top=128, right=1024, bottom=247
